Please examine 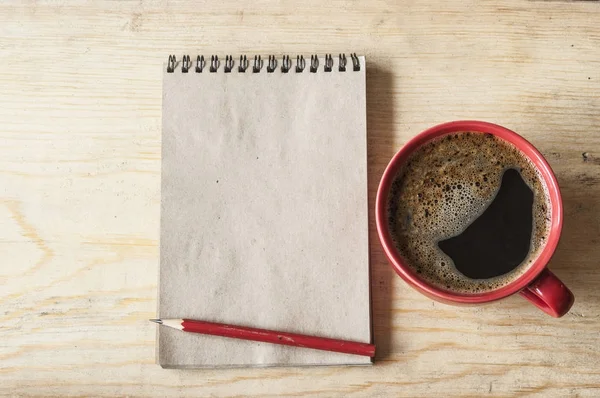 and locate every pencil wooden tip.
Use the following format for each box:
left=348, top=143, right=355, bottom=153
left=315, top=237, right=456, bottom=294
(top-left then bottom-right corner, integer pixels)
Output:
left=149, top=318, right=163, bottom=324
